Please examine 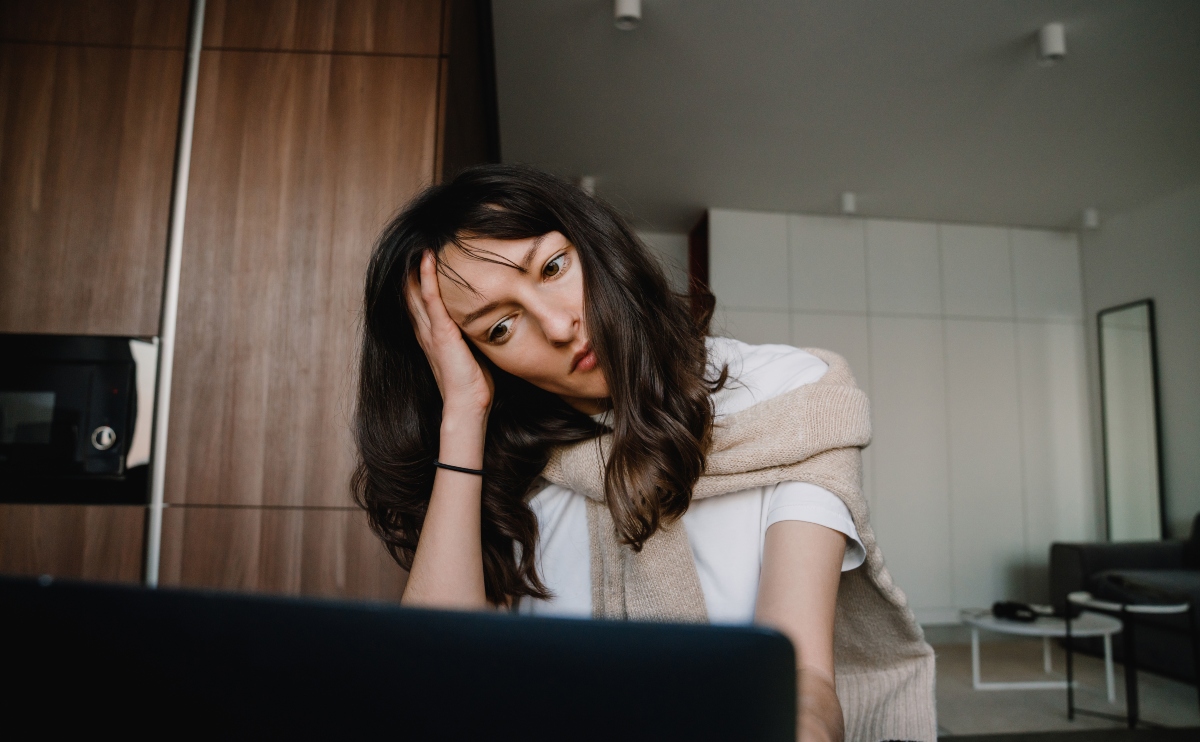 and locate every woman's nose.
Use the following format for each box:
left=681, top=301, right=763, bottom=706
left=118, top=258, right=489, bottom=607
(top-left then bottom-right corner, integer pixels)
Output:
left=532, top=300, right=578, bottom=346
